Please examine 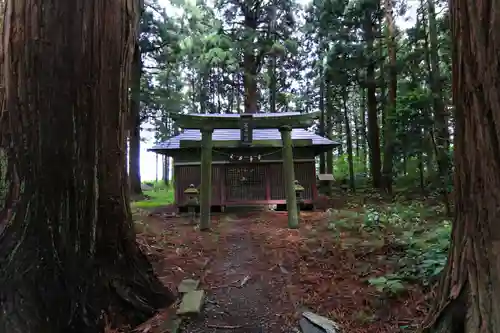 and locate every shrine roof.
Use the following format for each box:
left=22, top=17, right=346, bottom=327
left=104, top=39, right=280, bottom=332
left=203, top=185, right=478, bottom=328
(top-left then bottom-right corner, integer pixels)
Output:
left=179, top=112, right=301, bottom=118
left=149, top=128, right=339, bottom=151
left=169, top=111, right=321, bottom=129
